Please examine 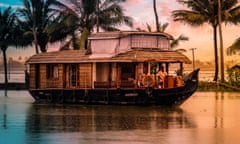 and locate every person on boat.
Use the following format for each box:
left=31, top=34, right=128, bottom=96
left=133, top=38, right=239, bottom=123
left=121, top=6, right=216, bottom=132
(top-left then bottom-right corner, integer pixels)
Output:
left=175, top=69, right=183, bottom=87
left=137, top=73, right=144, bottom=87
left=157, top=66, right=167, bottom=88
